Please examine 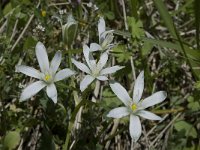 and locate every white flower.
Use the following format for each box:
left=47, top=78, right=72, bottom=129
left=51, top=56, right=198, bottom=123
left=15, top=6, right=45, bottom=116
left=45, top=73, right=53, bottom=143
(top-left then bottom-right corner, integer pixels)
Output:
left=107, top=71, right=167, bottom=142
left=86, top=2, right=98, bottom=10
left=36, top=24, right=45, bottom=32
left=16, top=42, right=75, bottom=103
left=72, top=44, right=124, bottom=92
left=90, top=17, right=114, bottom=52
